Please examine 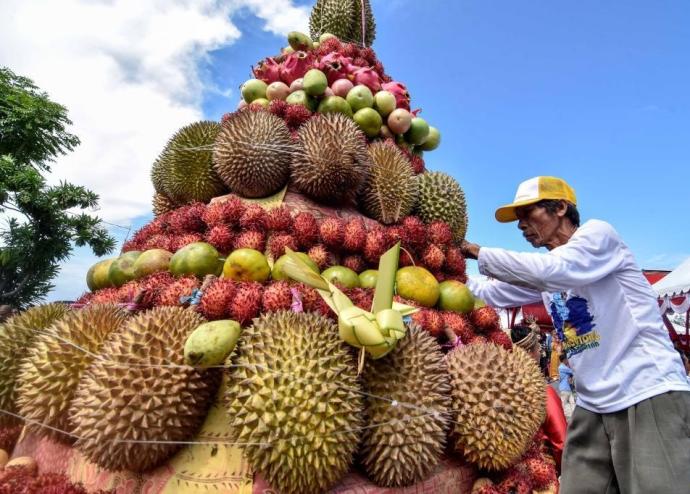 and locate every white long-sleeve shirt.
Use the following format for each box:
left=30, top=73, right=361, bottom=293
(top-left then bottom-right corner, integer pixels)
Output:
left=467, top=219, right=690, bottom=413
